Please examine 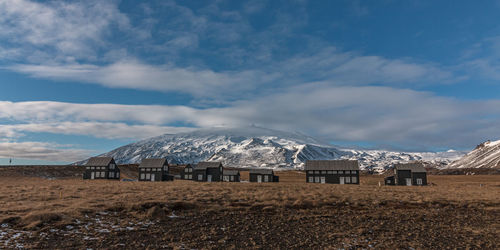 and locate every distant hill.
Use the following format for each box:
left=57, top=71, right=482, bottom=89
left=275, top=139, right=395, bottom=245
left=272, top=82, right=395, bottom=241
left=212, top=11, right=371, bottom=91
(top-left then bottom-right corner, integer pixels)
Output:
left=447, top=140, right=500, bottom=169
left=78, top=126, right=464, bottom=173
